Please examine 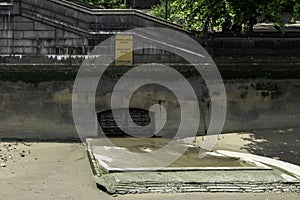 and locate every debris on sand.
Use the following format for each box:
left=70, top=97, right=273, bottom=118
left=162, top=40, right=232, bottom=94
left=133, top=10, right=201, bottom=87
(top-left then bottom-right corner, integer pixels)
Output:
left=0, top=142, right=34, bottom=168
